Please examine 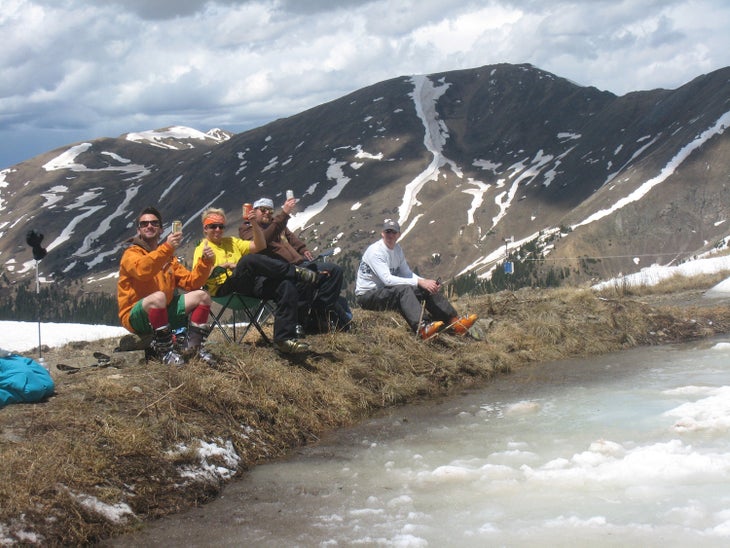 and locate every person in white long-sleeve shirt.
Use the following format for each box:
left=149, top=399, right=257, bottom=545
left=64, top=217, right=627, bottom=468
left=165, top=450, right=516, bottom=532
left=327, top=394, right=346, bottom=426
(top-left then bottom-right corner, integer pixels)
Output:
left=355, top=219, right=477, bottom=339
